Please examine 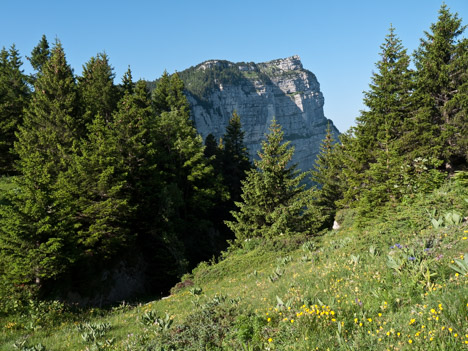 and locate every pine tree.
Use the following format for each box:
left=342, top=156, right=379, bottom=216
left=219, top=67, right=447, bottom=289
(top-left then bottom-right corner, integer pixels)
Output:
left=0, top=45, right=30, bottom=174
left=226, top=119, right=322, bottom=241
left=0, top=42, right=80, bottom=292
left=409, top=4, right=468, bottom=168
left=78, top=53, right=119, bottom=125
